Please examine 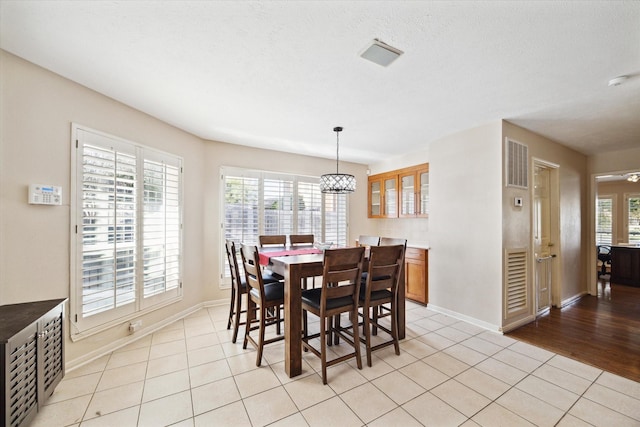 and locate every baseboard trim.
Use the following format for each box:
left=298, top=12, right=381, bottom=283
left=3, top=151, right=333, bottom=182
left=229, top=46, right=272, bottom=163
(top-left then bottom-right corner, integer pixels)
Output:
left=426, top=304, right=500, bottom=334
left=66, top=298, right=228, bottom=372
